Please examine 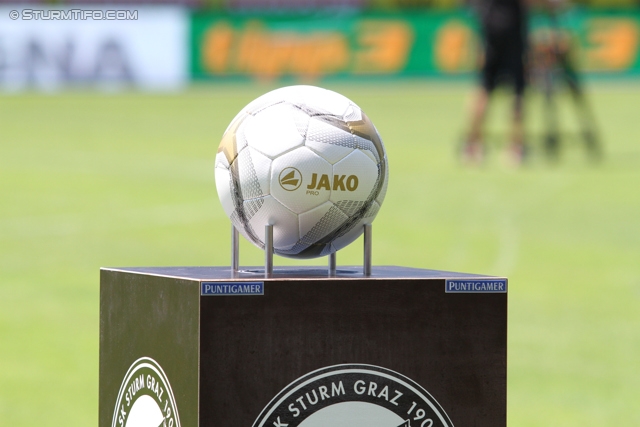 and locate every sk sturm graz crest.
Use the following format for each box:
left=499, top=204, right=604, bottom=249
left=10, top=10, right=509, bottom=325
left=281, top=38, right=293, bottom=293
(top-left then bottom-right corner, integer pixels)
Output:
left=252, top=364, right=453, bottom=427
left=112, top=357, right=180, bottom=427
